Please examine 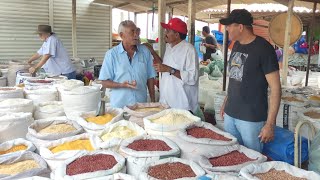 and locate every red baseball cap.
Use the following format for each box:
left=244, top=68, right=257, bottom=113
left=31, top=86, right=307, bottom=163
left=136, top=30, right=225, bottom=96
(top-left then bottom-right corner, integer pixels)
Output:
left=161, top=18, right=188, bottom=35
